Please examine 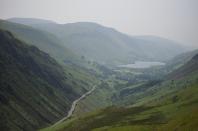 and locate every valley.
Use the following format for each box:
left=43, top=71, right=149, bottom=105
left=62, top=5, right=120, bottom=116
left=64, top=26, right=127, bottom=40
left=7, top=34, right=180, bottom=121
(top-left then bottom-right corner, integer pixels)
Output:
left=40, top=52, right=198, bottom=131
left=0, top=18, right=197, bottom=131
